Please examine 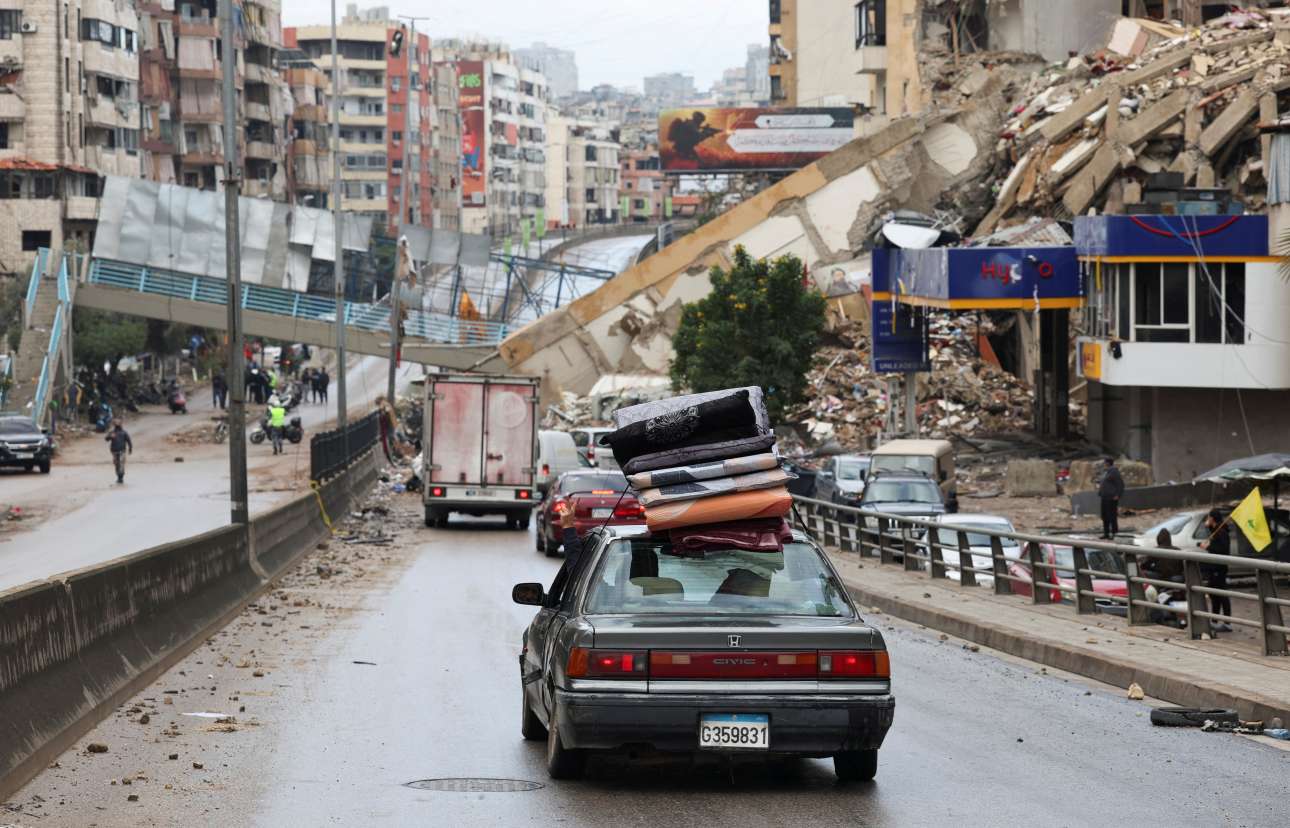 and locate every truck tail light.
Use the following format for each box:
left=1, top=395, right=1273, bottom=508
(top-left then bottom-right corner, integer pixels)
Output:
left=567, top=648, right=647, bottom=678
left=514, top=489, right=532, bottom=500
left=429, top=486, right=445, bottom=498
left=818, top=651, right=890, bottom=679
